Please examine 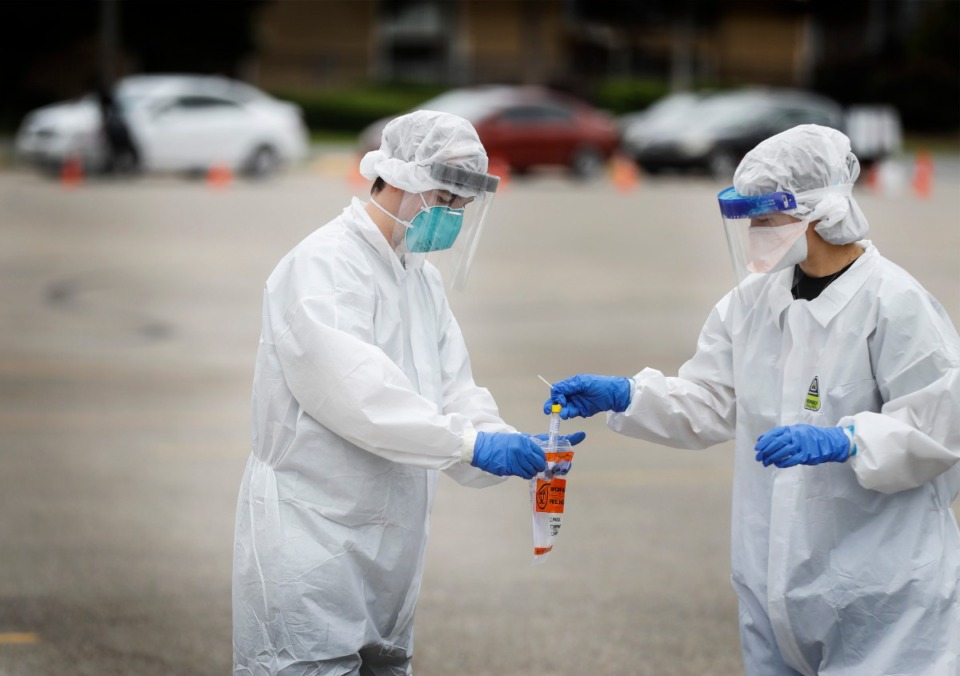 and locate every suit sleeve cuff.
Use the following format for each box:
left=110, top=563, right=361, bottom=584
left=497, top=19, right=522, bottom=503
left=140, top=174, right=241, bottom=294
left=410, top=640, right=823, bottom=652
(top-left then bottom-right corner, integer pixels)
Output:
left=460, top=427, right=478, bottom=464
